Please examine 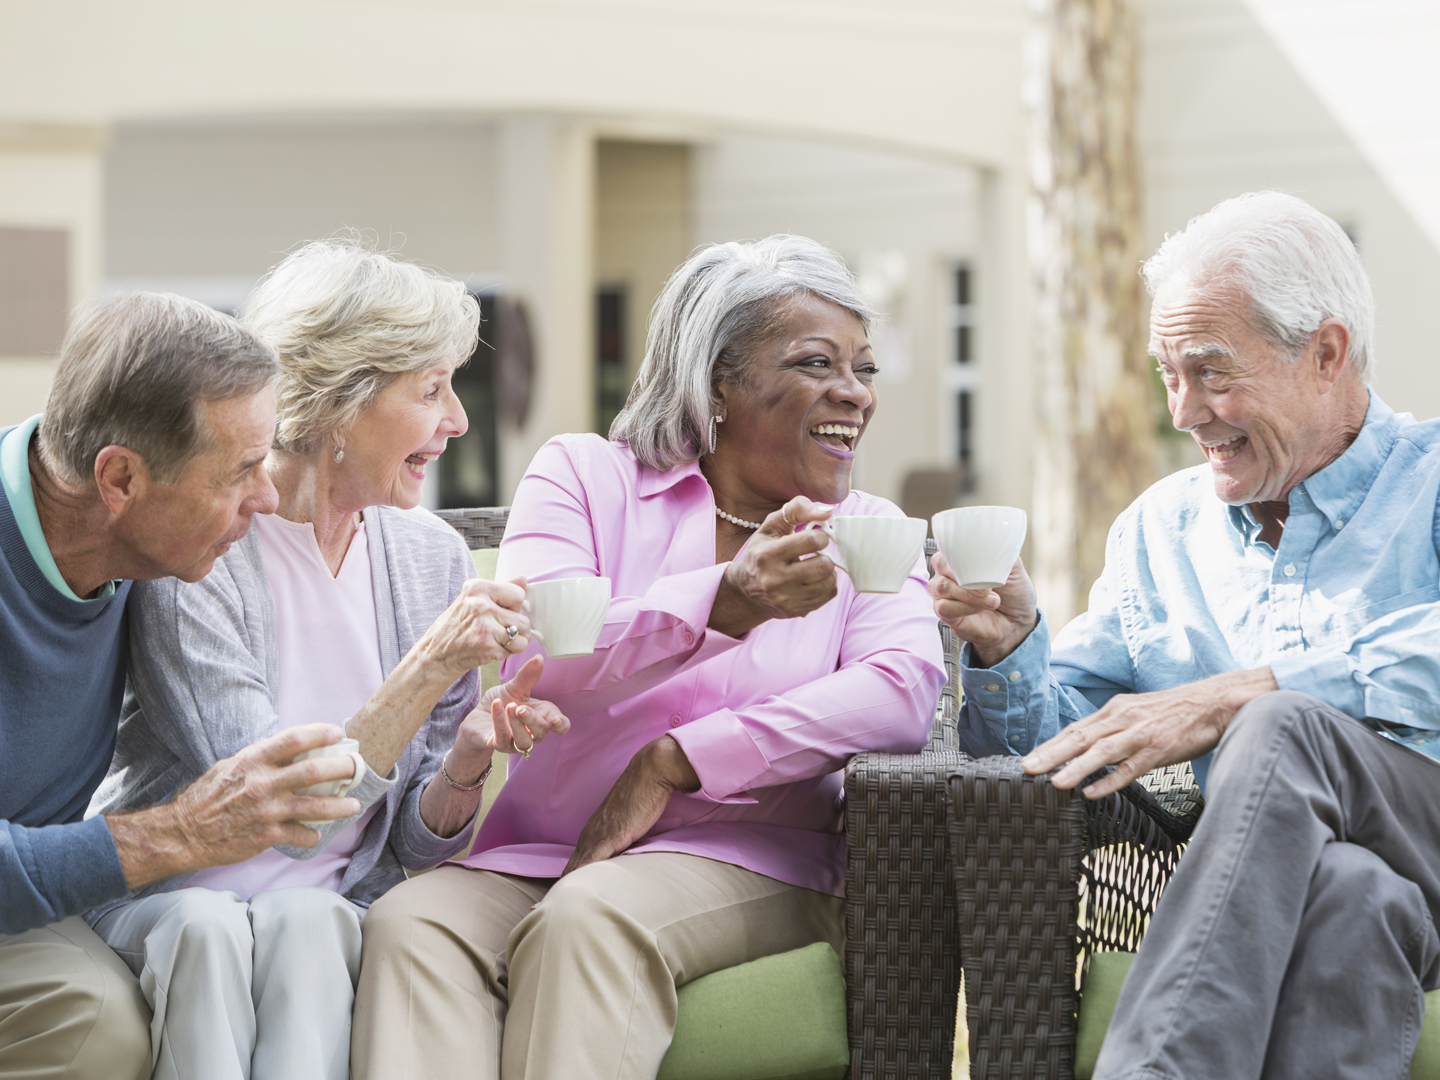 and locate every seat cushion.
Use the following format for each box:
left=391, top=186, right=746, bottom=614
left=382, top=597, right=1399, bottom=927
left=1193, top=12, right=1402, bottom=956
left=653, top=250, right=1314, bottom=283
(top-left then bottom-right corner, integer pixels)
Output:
left=1074, top=951, right=1440, bottom=1080
left=657, top=942, right=849, bottom=1080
